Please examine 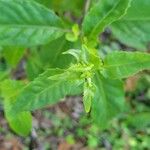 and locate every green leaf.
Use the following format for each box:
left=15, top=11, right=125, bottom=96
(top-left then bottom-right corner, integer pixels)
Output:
left=82, top=0, right=132, bottom=40
left=110, top=0, right=150, bottom=50
left=2, top=46, right=25, bottom=67
left=26, top=36, right=75, bottom=80
left=1, top=80, right=32, bottom=136
left=25, top=51, right=44, bottom=81
left=83, top=80, right=95, bottom=113
left=35, top=0, right=84, bottom=17
left=65, top=24, right=80, bottom=42
left=63, top=45, right=103, bottom=70
left=0, top=0, right=65, bottom=46
left=63, top=49, right=81, bottom=62
left=11, top=68, right=83, bottom=113
left=1, top=79, right=23, bottom=100
left=39, top=36, right=75, bottom=69
left=81, top=45, right=103, bottom=70
left=103, top=51, right=150, bottom=79
left=0, top=71, right=8, bottom=82
left=91, top=72, right=125, bottom=128
left=126, top=112, right=150, bottom=129
left=5, top=111, right=32, bottom=136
